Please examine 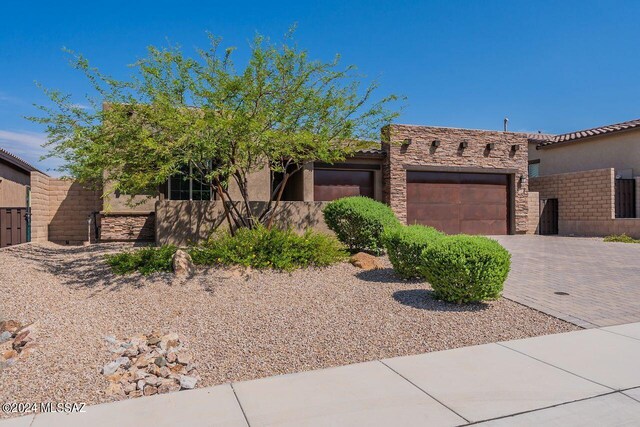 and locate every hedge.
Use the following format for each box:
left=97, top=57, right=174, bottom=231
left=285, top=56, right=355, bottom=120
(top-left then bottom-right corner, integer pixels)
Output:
left=383, top=225, right=444, bottom=279
left=420, top=235, right=511, bottom=303
left=323, top=196, right=401, bottom=254
left=189, top=226, right=348, bottom=271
